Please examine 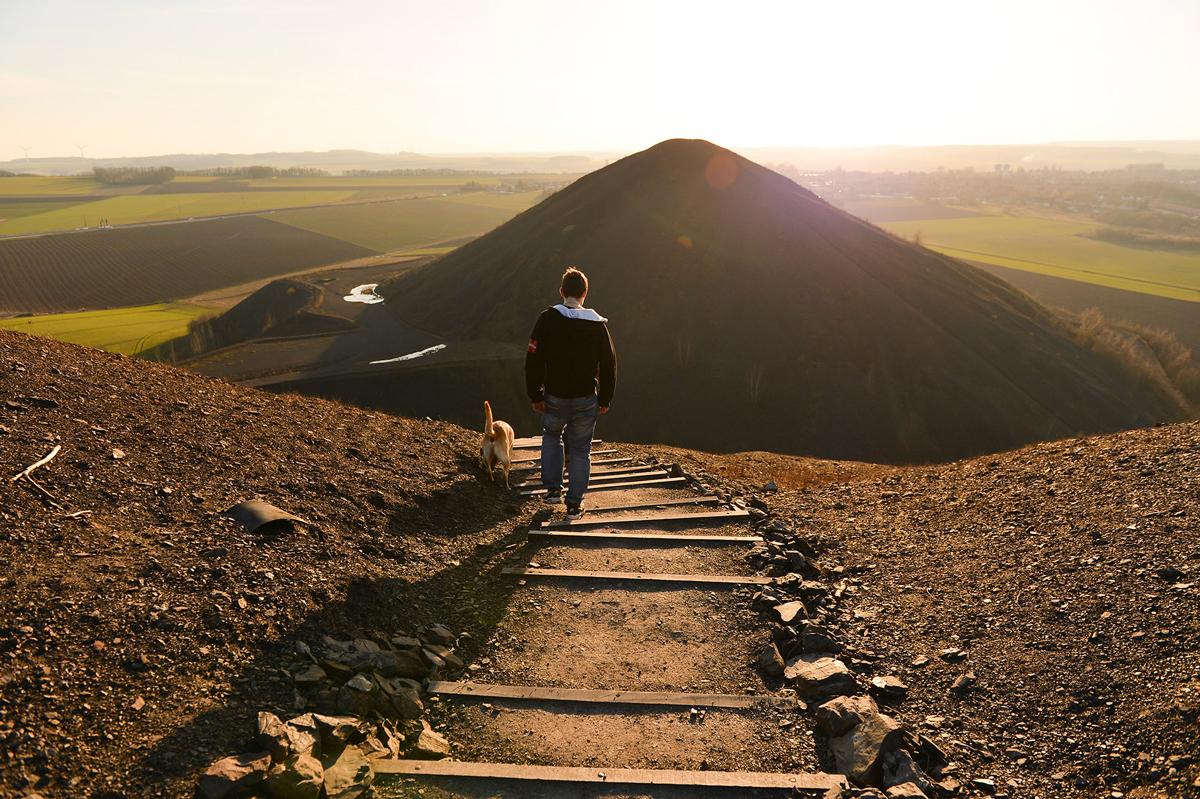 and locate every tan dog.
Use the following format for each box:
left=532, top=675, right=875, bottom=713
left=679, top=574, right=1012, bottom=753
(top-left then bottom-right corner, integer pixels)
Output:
left=480, top=400, right=515, bottom=488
